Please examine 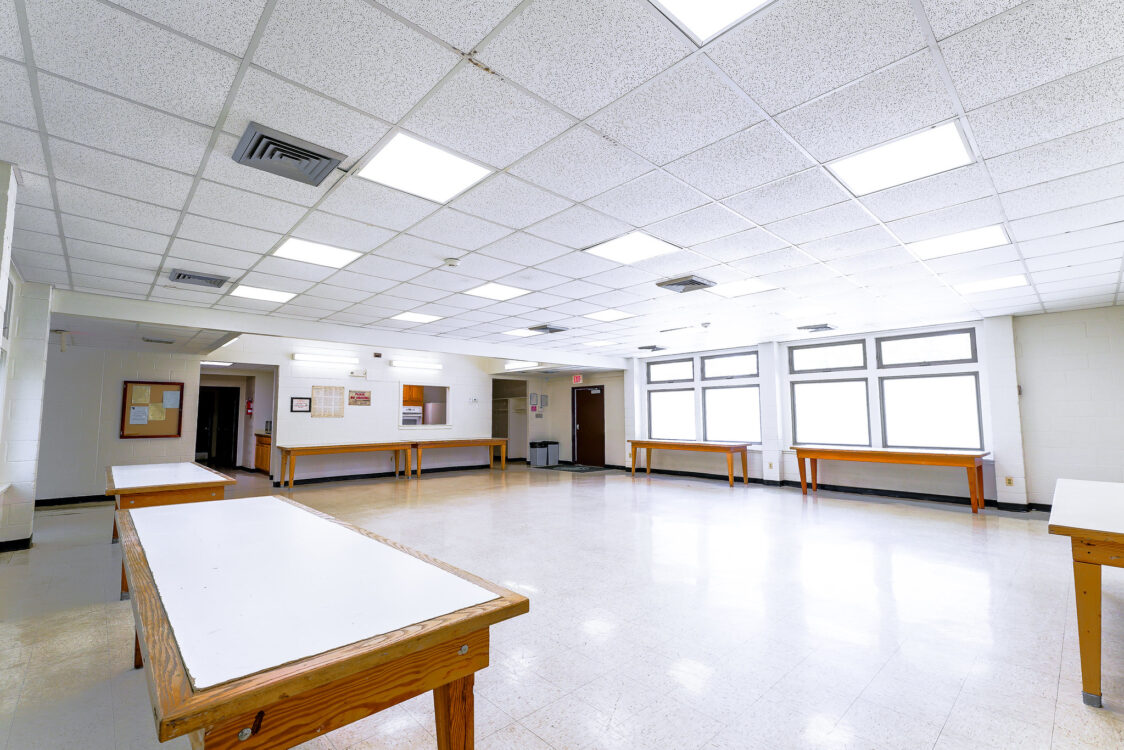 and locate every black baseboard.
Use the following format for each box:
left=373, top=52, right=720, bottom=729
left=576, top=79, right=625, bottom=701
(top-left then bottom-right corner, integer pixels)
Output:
left=272, top=463, right=495, bottom=487
left=0, top=535, right=31, bottom=551
left=36, top=494, right=108, bottom=507
left=236, top=465, right=269, bottom=475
